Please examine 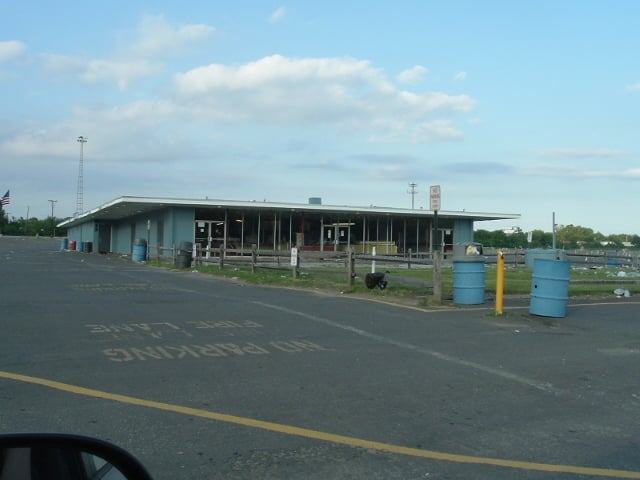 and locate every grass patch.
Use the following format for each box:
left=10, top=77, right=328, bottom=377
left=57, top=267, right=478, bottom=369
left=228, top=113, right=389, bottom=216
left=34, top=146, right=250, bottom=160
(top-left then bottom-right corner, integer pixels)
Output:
left=150, top=259, right=640, bottom=302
